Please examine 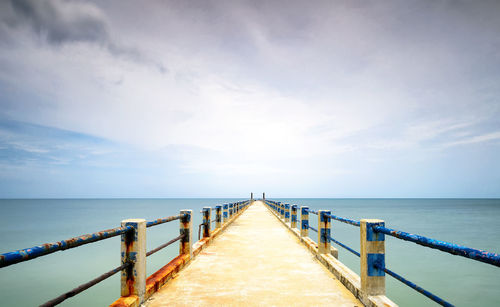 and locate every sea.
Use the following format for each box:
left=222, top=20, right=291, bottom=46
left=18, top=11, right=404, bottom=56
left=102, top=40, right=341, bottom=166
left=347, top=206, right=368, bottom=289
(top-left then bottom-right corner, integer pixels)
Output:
left=0, top=198, right=499, bottom=307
